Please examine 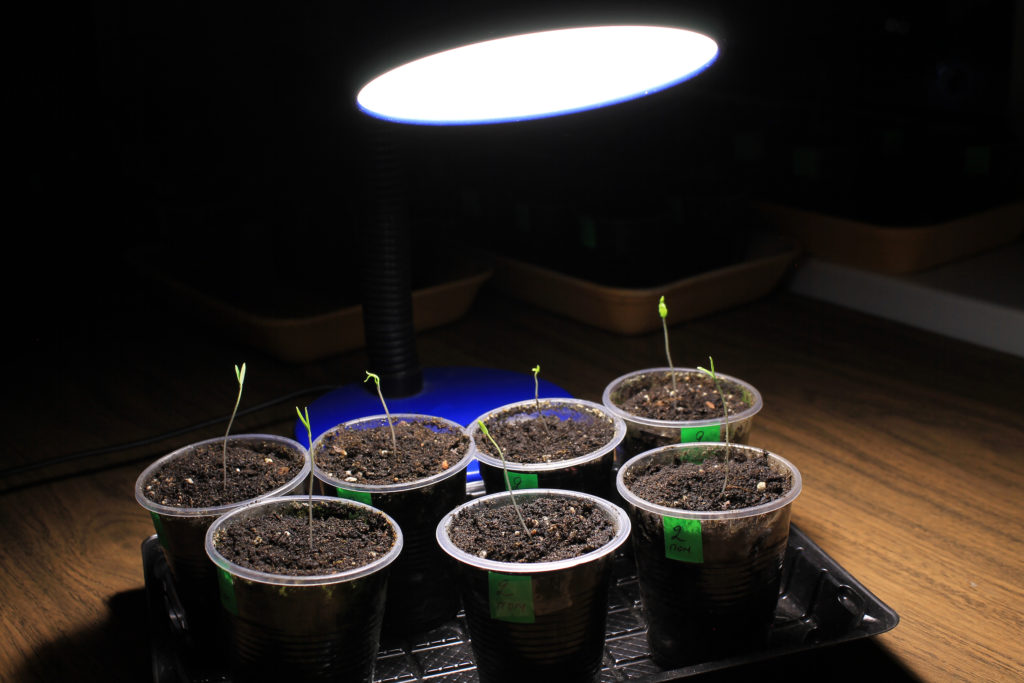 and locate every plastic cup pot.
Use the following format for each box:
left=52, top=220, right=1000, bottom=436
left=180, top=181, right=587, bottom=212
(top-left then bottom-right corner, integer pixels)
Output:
left=205, top=495, right=403, bottom=683
left=602, top=367, right=763, bottom=462
left=135, top=434, right=310, bottom=649
left=469, top=398, right=626, bottom=499
left=436, top=489, right=631, bottom=683
left=311, top=414, right=472, bottom=635
left=615, top=442, right=801, bottom=667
